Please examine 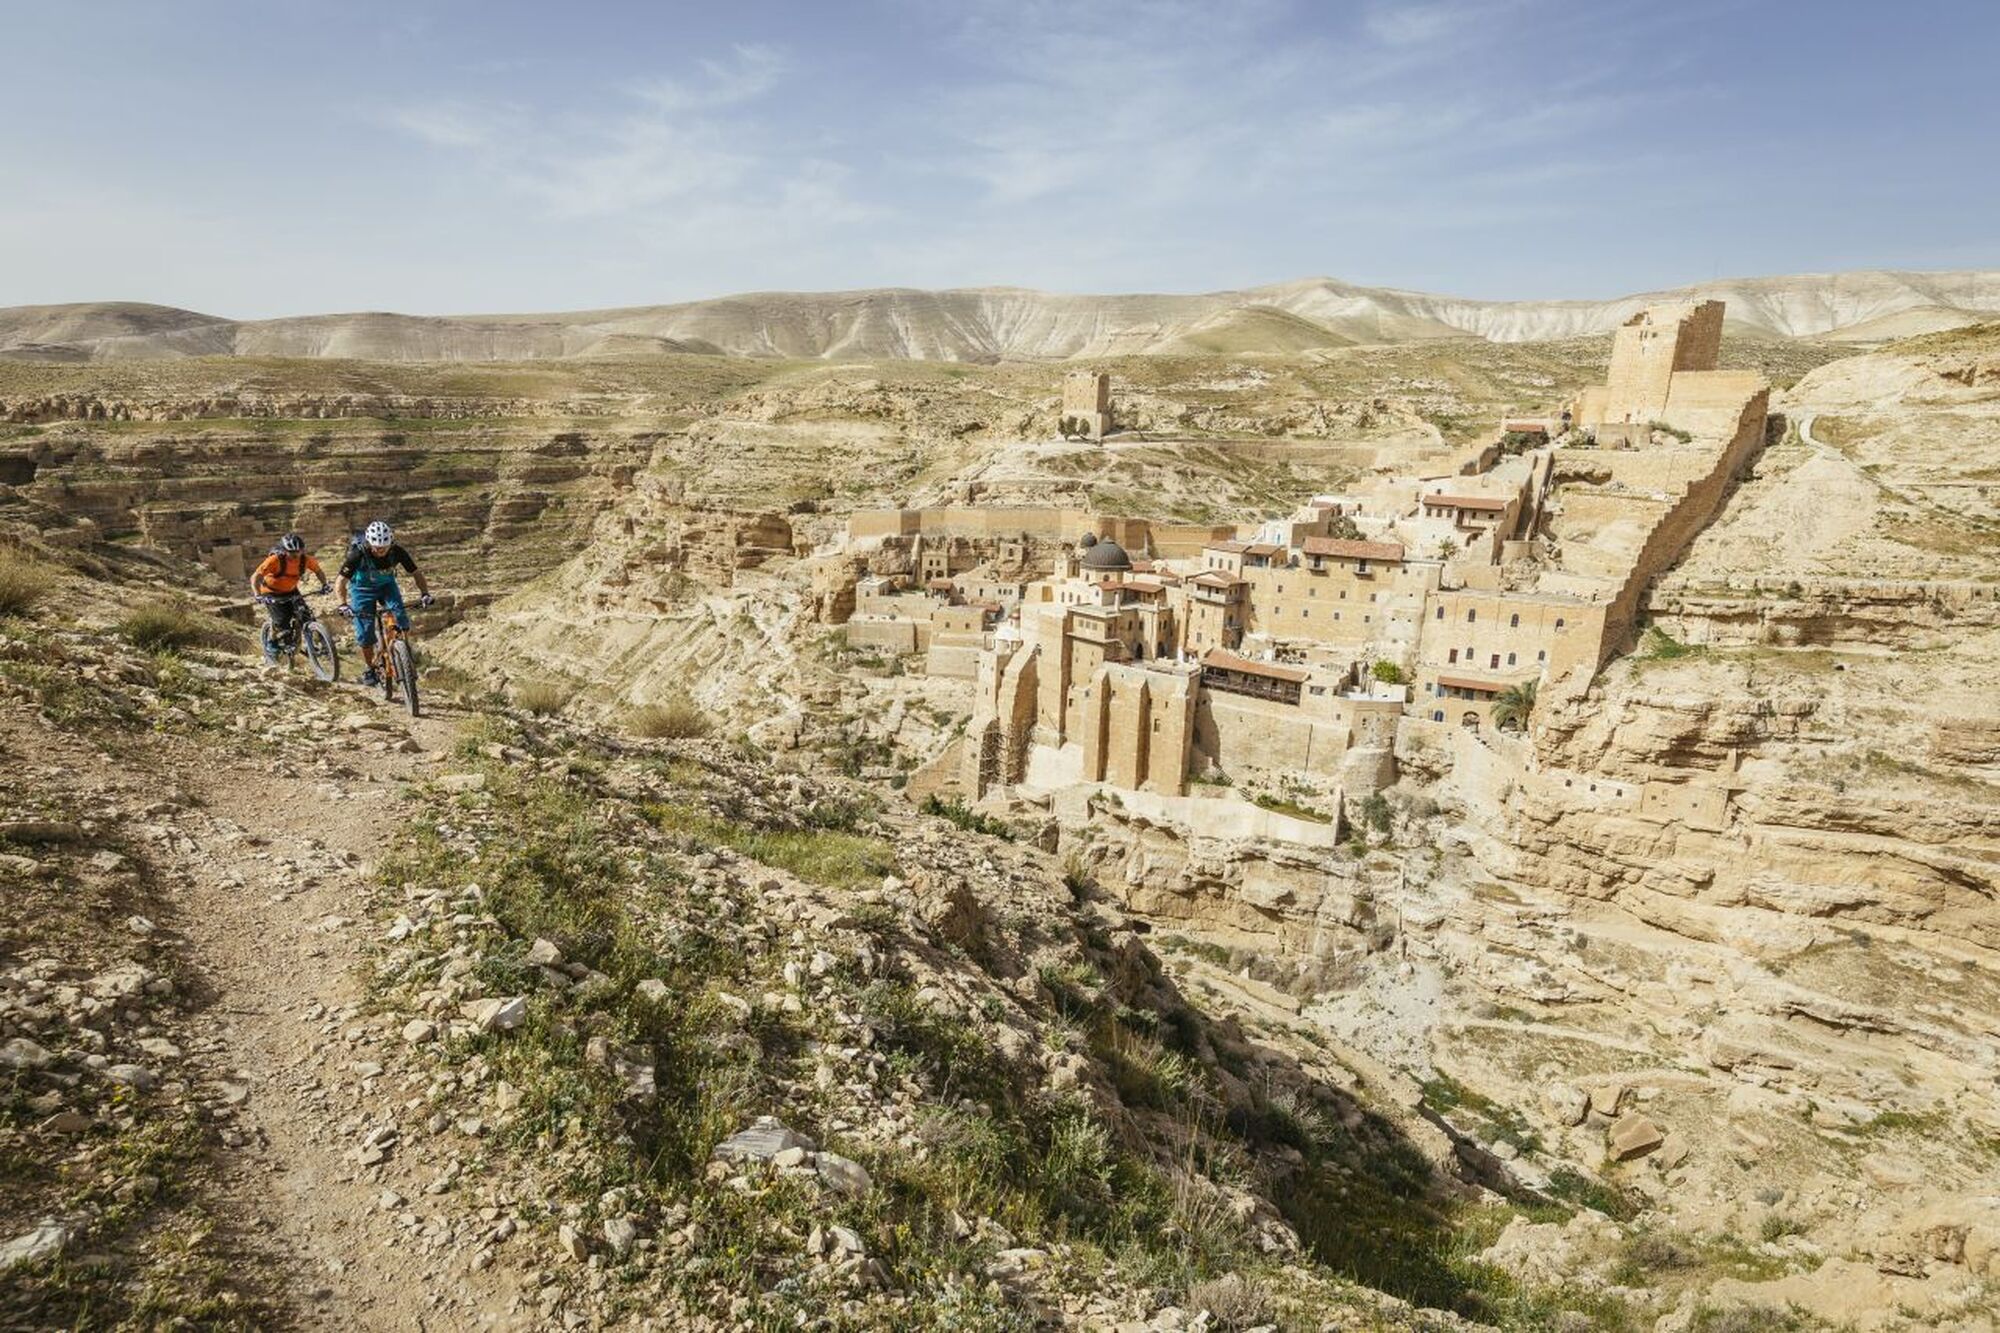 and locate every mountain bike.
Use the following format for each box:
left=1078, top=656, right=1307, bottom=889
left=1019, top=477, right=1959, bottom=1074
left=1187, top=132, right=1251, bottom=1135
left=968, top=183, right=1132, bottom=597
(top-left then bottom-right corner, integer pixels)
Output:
left=258, top=592, right=340, bottom=682
left=374, top=602, right=421, bottom=717
left=340, top=596, right=423, bottom=717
